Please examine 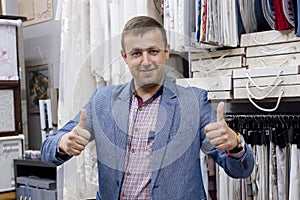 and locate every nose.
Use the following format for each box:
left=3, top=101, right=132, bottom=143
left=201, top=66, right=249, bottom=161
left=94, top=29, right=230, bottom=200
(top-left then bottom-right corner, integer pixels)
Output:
left=141, top=51, right=150, bottom=66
